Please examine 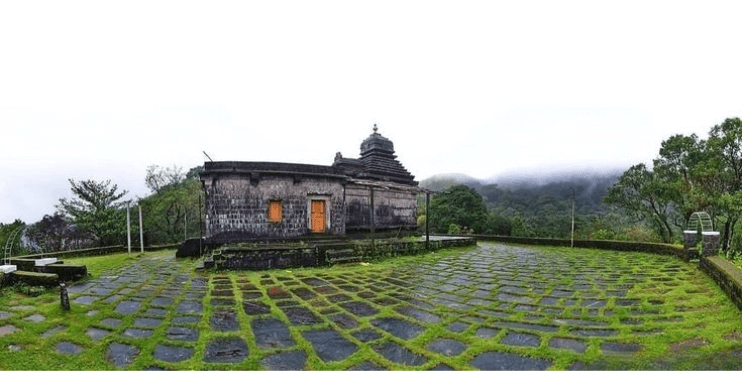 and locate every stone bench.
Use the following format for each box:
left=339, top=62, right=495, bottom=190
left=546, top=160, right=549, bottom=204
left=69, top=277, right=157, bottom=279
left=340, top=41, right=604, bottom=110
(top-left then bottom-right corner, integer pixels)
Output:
left=9, top=270, right=60, bottom=286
